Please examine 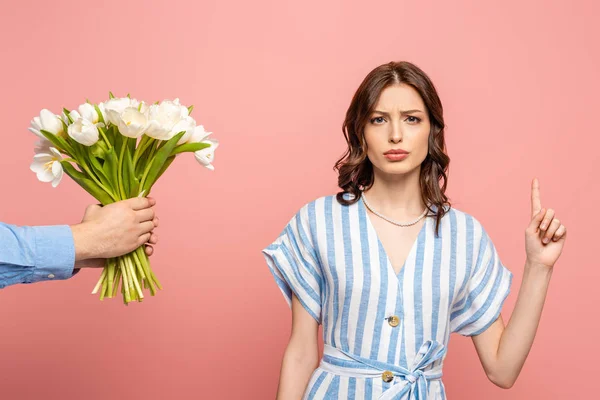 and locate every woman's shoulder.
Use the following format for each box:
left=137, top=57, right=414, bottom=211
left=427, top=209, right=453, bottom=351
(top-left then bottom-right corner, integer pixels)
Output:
left=441, top=205, right=490, bottom=238
left=295, top=192, right=343, bottom=211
